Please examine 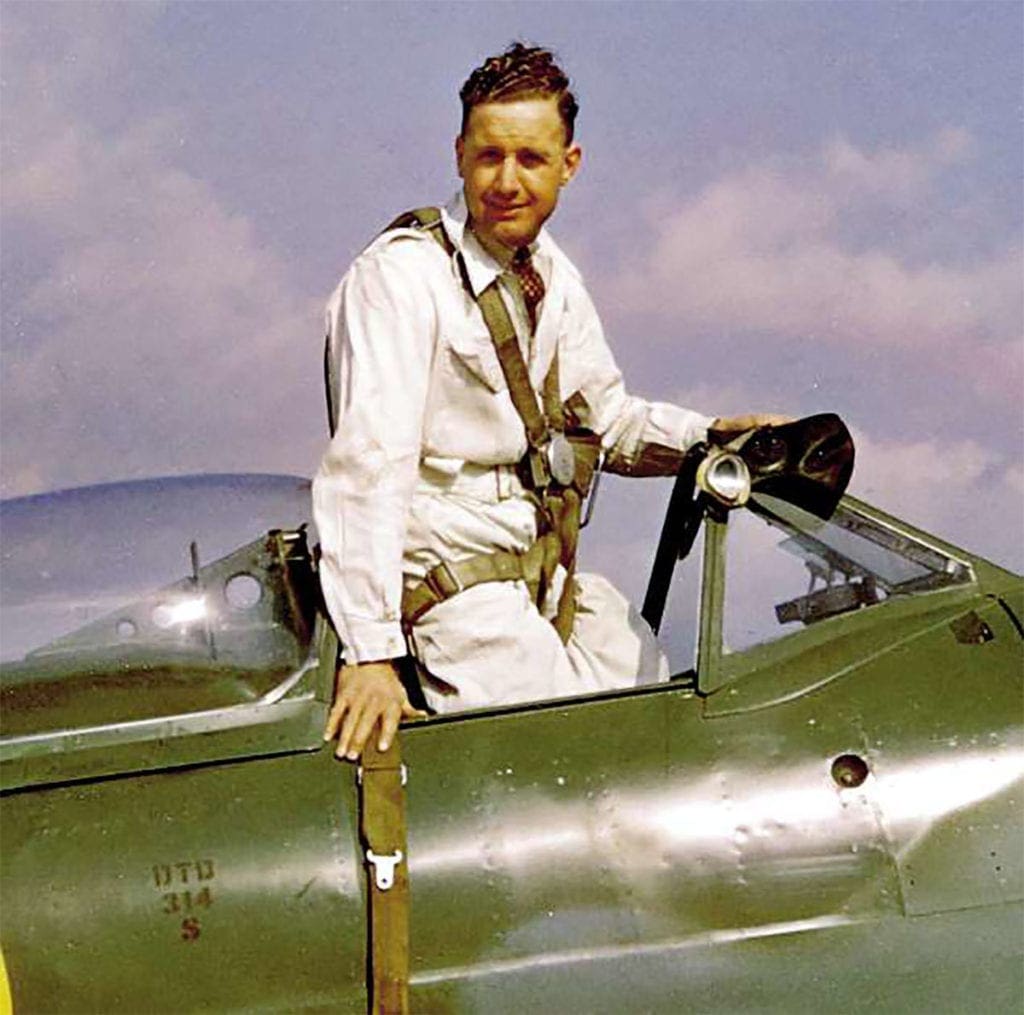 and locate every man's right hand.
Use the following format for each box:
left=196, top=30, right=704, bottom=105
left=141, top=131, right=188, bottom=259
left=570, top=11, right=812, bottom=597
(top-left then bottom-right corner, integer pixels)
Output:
left=322, top=660, right=427, bottom=761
